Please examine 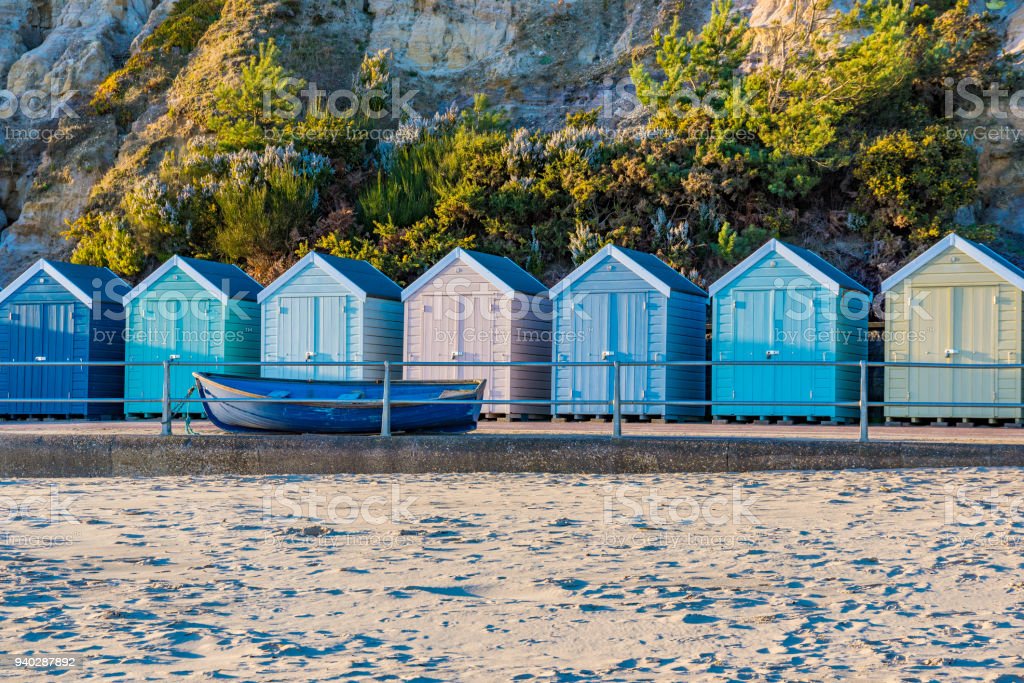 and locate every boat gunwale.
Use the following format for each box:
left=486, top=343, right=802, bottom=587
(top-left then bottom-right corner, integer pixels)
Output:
left=193, top=373, right=484, bottom=411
